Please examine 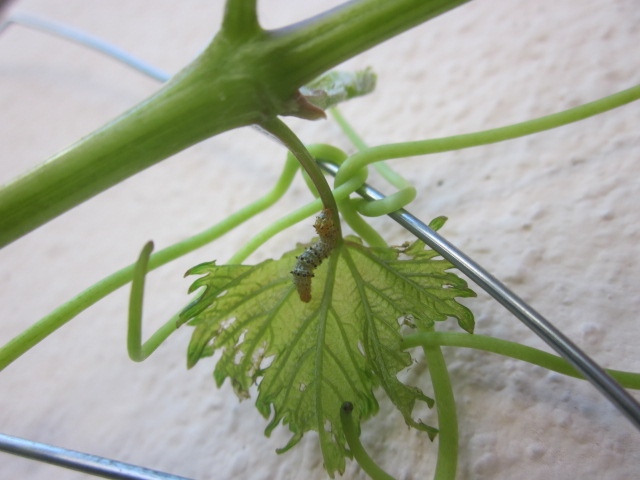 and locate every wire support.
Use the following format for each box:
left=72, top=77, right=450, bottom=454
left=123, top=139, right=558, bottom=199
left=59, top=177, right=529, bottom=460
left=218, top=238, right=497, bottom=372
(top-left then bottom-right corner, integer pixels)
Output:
left=0, top=12, right=171, bottom=82
left=0, top=433, right=194, bottom=480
